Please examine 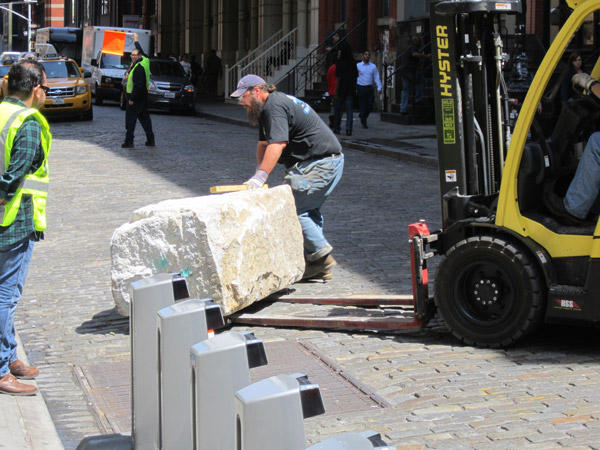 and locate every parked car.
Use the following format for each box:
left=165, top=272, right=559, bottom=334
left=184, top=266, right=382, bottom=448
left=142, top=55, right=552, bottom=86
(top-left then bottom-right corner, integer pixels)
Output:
left=120, top=57, right=195, bottom=115
left=39, top=56, right=93, bottom=121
